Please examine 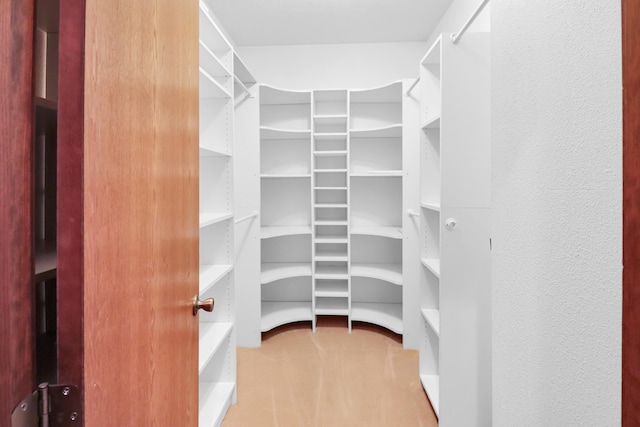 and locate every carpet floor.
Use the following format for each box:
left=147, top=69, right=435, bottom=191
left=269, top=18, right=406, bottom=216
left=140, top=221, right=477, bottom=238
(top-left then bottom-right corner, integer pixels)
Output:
left=222, top=316, right=438, bottom=427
